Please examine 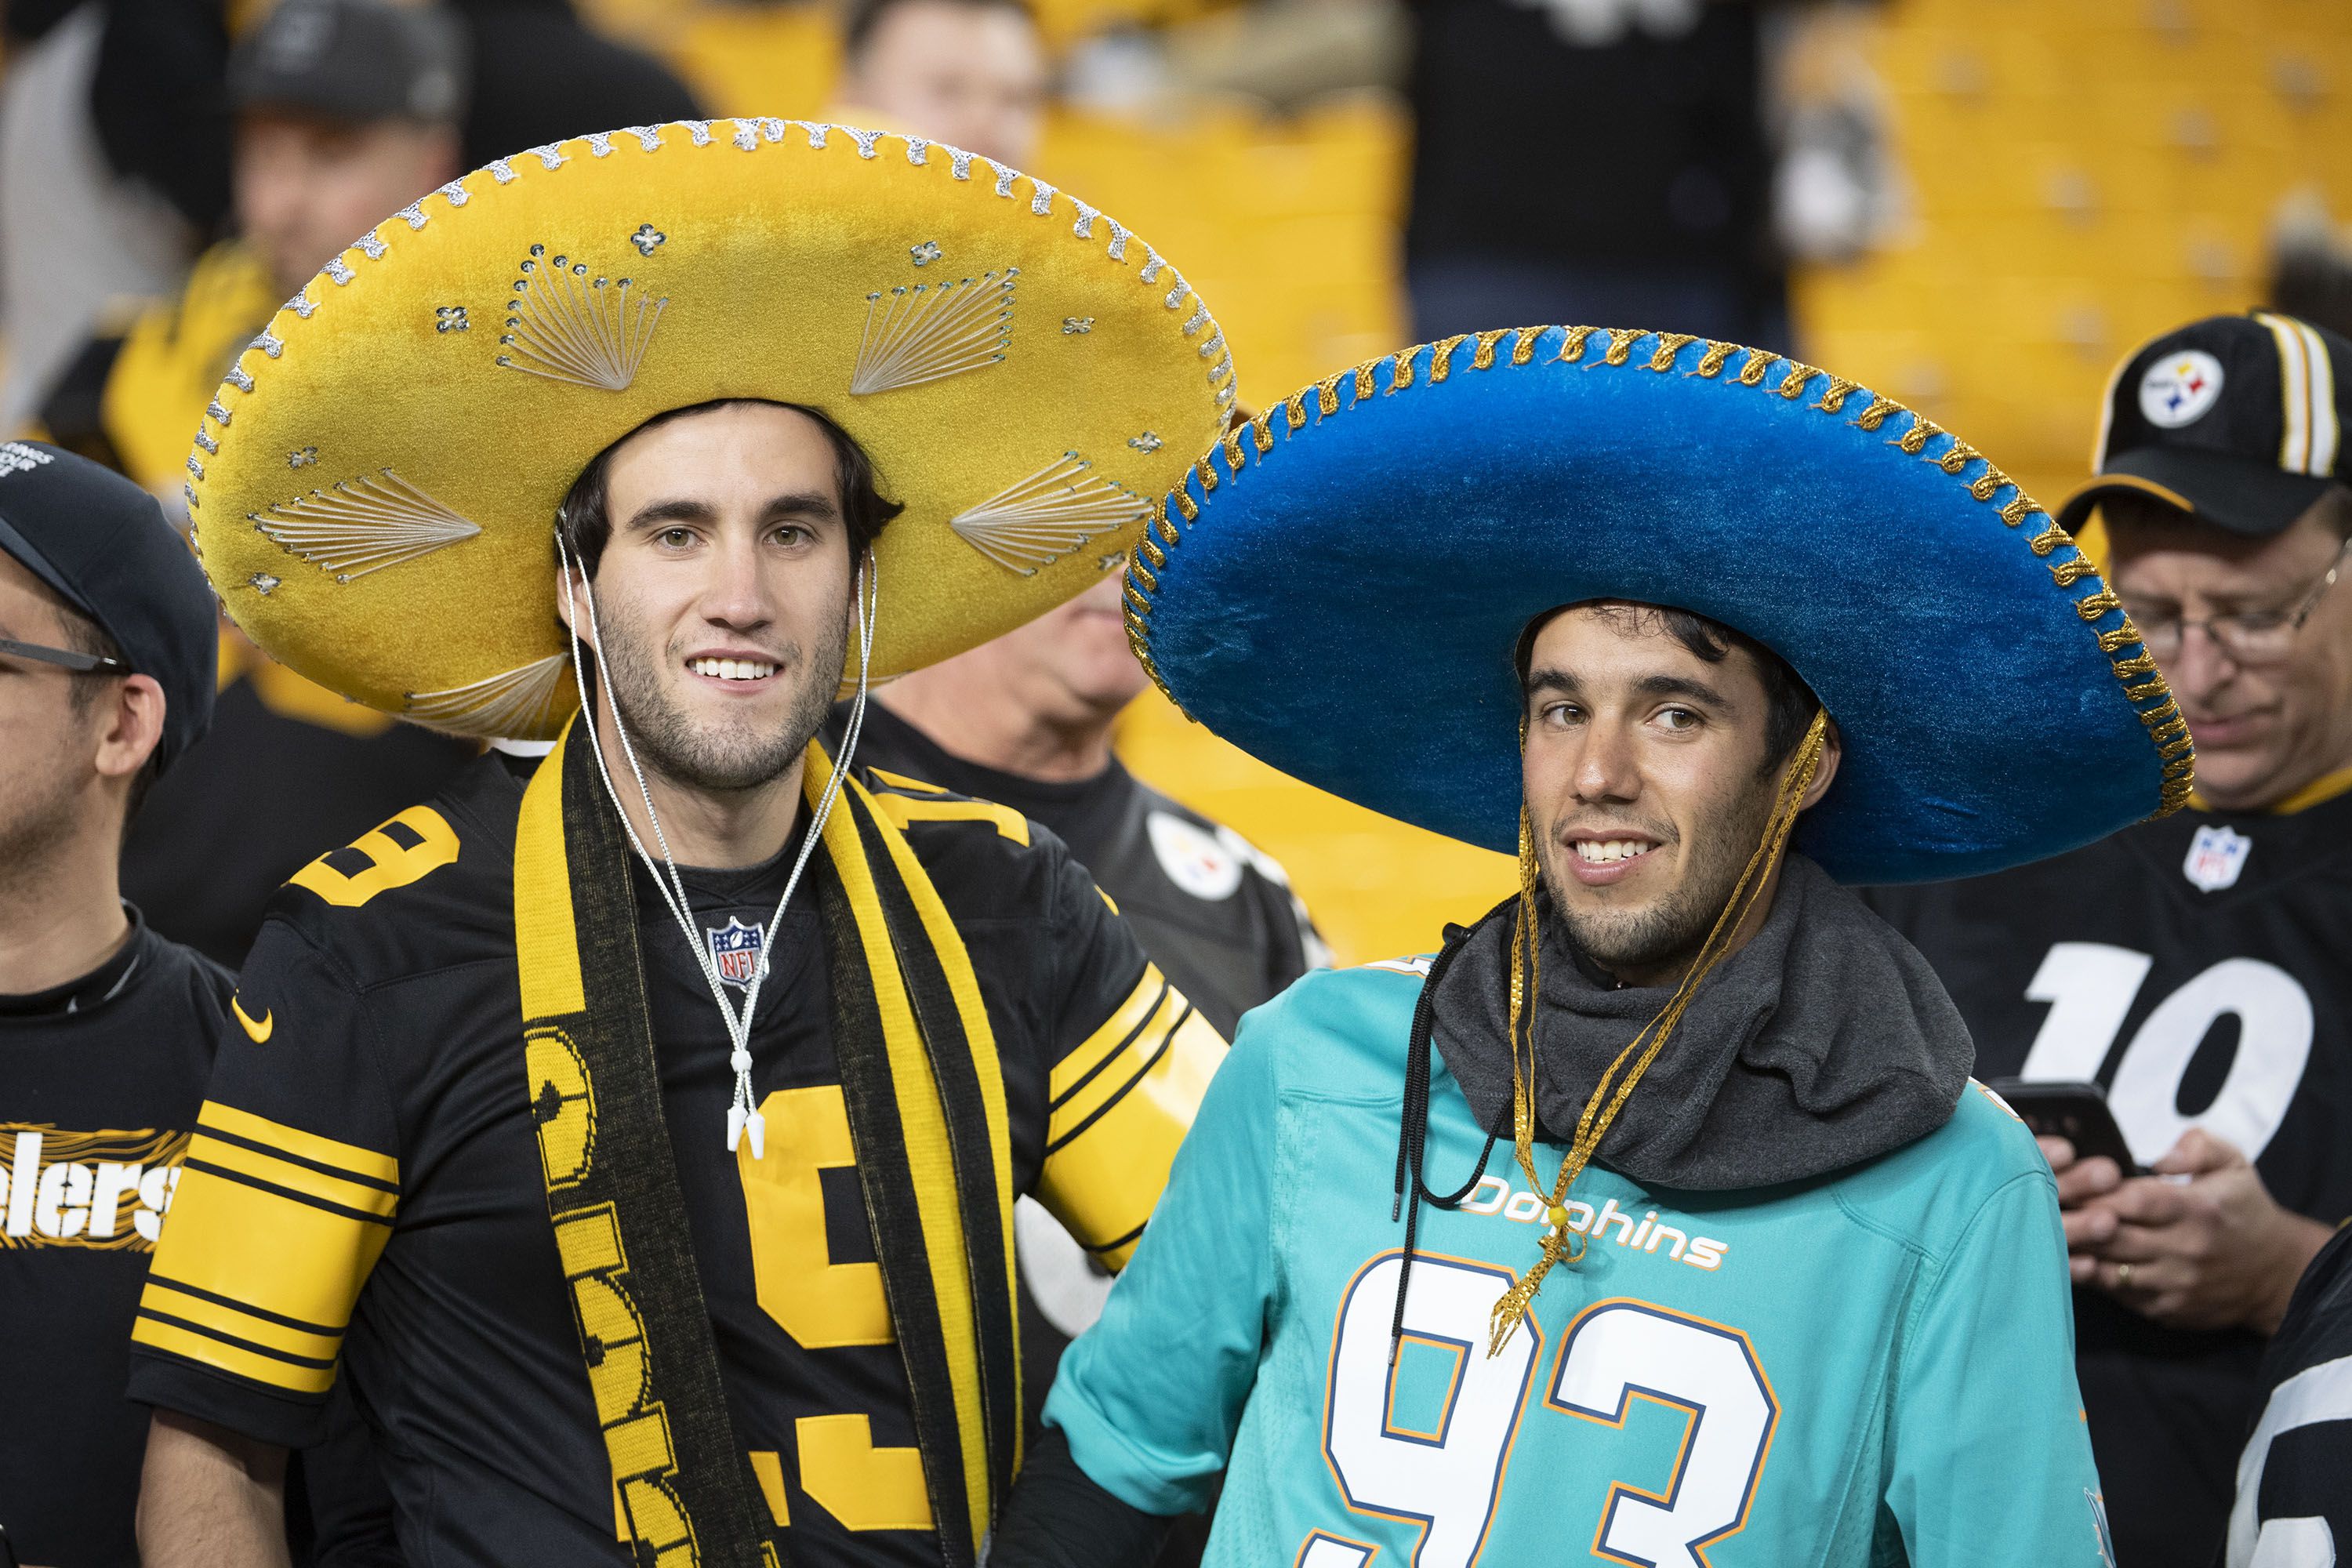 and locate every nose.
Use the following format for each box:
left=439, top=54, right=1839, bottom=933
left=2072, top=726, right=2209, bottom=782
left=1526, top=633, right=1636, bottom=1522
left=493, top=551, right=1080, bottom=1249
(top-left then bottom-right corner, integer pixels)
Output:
left=698, top=532, right=773, bottom=633
left=1570, top=720, right=1641, bottom=804
left=2164, top=622, right=2237, bottom=709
